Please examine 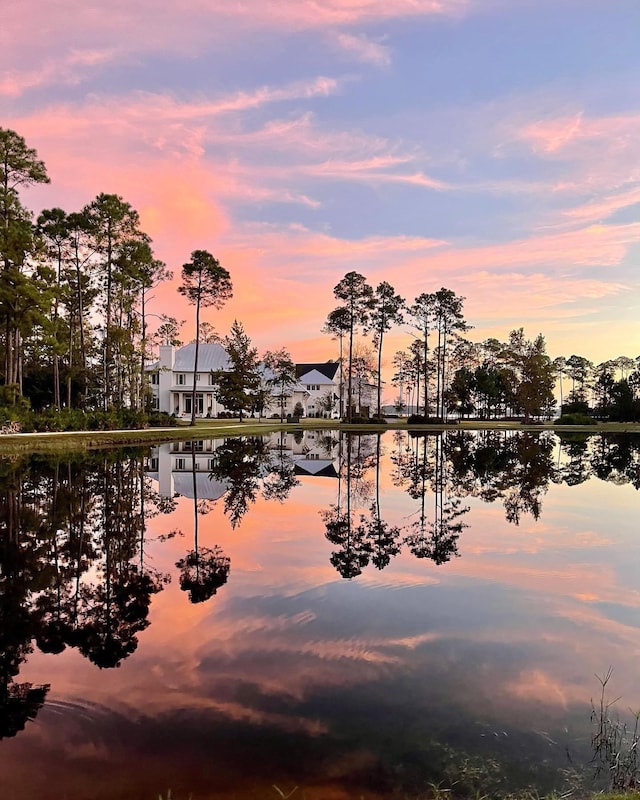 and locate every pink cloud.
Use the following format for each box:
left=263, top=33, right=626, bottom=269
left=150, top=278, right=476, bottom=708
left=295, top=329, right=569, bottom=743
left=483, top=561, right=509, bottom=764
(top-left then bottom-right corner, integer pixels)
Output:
left=507, top=111, right=640, bottom=200
left=0, top=0, right=467, bottom=96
